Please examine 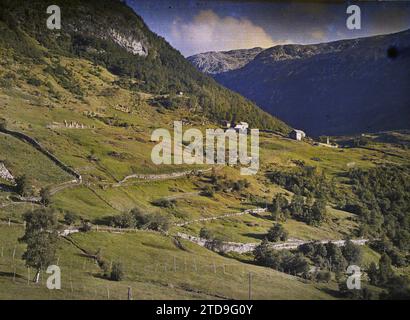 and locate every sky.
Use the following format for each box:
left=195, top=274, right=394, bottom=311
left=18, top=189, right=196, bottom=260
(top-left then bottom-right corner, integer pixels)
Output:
left=126, top=0, right=410, bottom=57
